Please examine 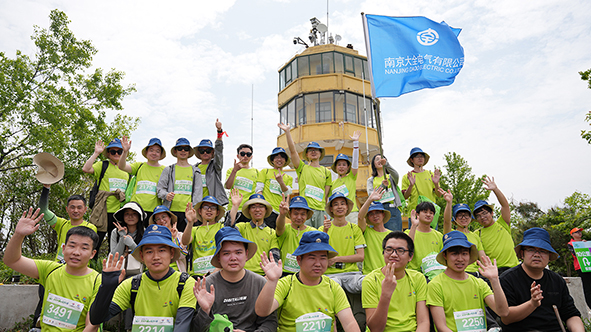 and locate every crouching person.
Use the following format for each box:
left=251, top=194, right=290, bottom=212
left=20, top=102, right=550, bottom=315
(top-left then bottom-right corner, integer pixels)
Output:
left=255, top=231, right=361, bottom=332
left=89, top=224, right=197, bottom=331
